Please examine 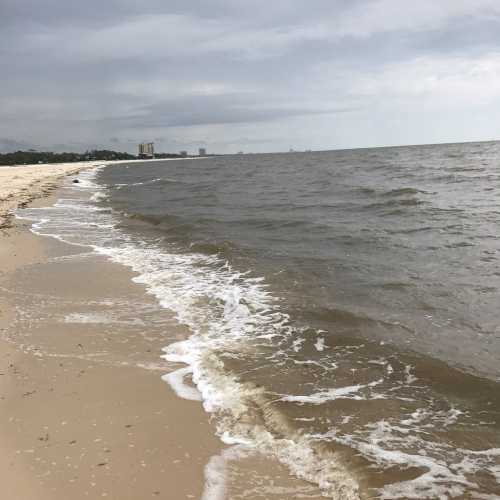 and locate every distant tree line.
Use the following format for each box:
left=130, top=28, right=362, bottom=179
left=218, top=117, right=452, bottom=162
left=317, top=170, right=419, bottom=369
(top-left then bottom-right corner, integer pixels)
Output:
left=0, top=149, right=136, bottom=166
